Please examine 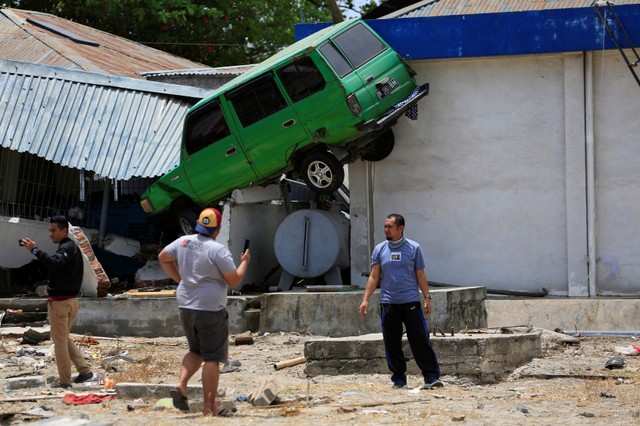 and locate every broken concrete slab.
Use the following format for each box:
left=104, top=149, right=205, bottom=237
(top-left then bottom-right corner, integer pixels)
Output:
left=260, top=287, right=487, bottom=337
left=3, top=375, right=46, bottom=391
left=304, top=331, right=541, bottom=383
left=116, top=383, right=224, bottom=400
